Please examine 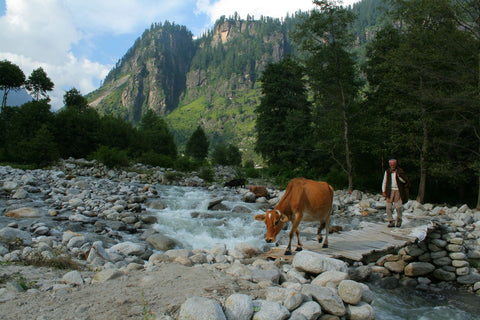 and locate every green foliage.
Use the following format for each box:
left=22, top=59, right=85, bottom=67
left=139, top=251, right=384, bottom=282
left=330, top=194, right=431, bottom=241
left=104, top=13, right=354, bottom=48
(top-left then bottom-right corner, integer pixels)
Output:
left=25, top=67, right=54, bottom=101
left=16, top=124, right=59, bottom=167
left=211, top=143, right=242, bottom=166
left=64, top=87, right=88, bottom=111
left=255, top=56, right=312, bottom=169
left=137, top=150, right=175, bottom=168
left=137, top=110, right=177, bottom=158
left=185, top=126, right=209, bottom=160
left=0, top=60, right=25, bottom=109
left=90, top=146, right=130, bottom=168
left=199, top=165, right=215, bottom=183
left=53, top=106, right=101, bottom=159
